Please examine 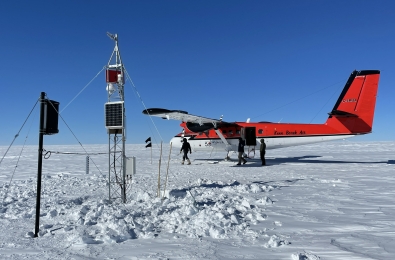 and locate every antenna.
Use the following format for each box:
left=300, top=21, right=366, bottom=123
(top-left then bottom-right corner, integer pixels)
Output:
left=106, top=32, right=117, bottom=41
